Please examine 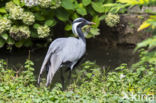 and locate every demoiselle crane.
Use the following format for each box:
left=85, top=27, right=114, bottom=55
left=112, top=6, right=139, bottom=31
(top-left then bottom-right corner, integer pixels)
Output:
left=38, top=18, right=95, bottom=87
